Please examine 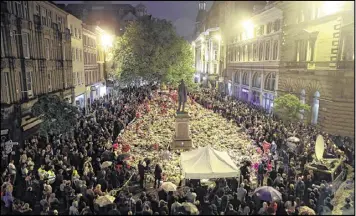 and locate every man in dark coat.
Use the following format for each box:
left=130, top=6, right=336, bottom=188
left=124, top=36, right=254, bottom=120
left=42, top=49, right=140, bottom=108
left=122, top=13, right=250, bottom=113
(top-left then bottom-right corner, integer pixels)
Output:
left=138, top=161, right=145, bottom=189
